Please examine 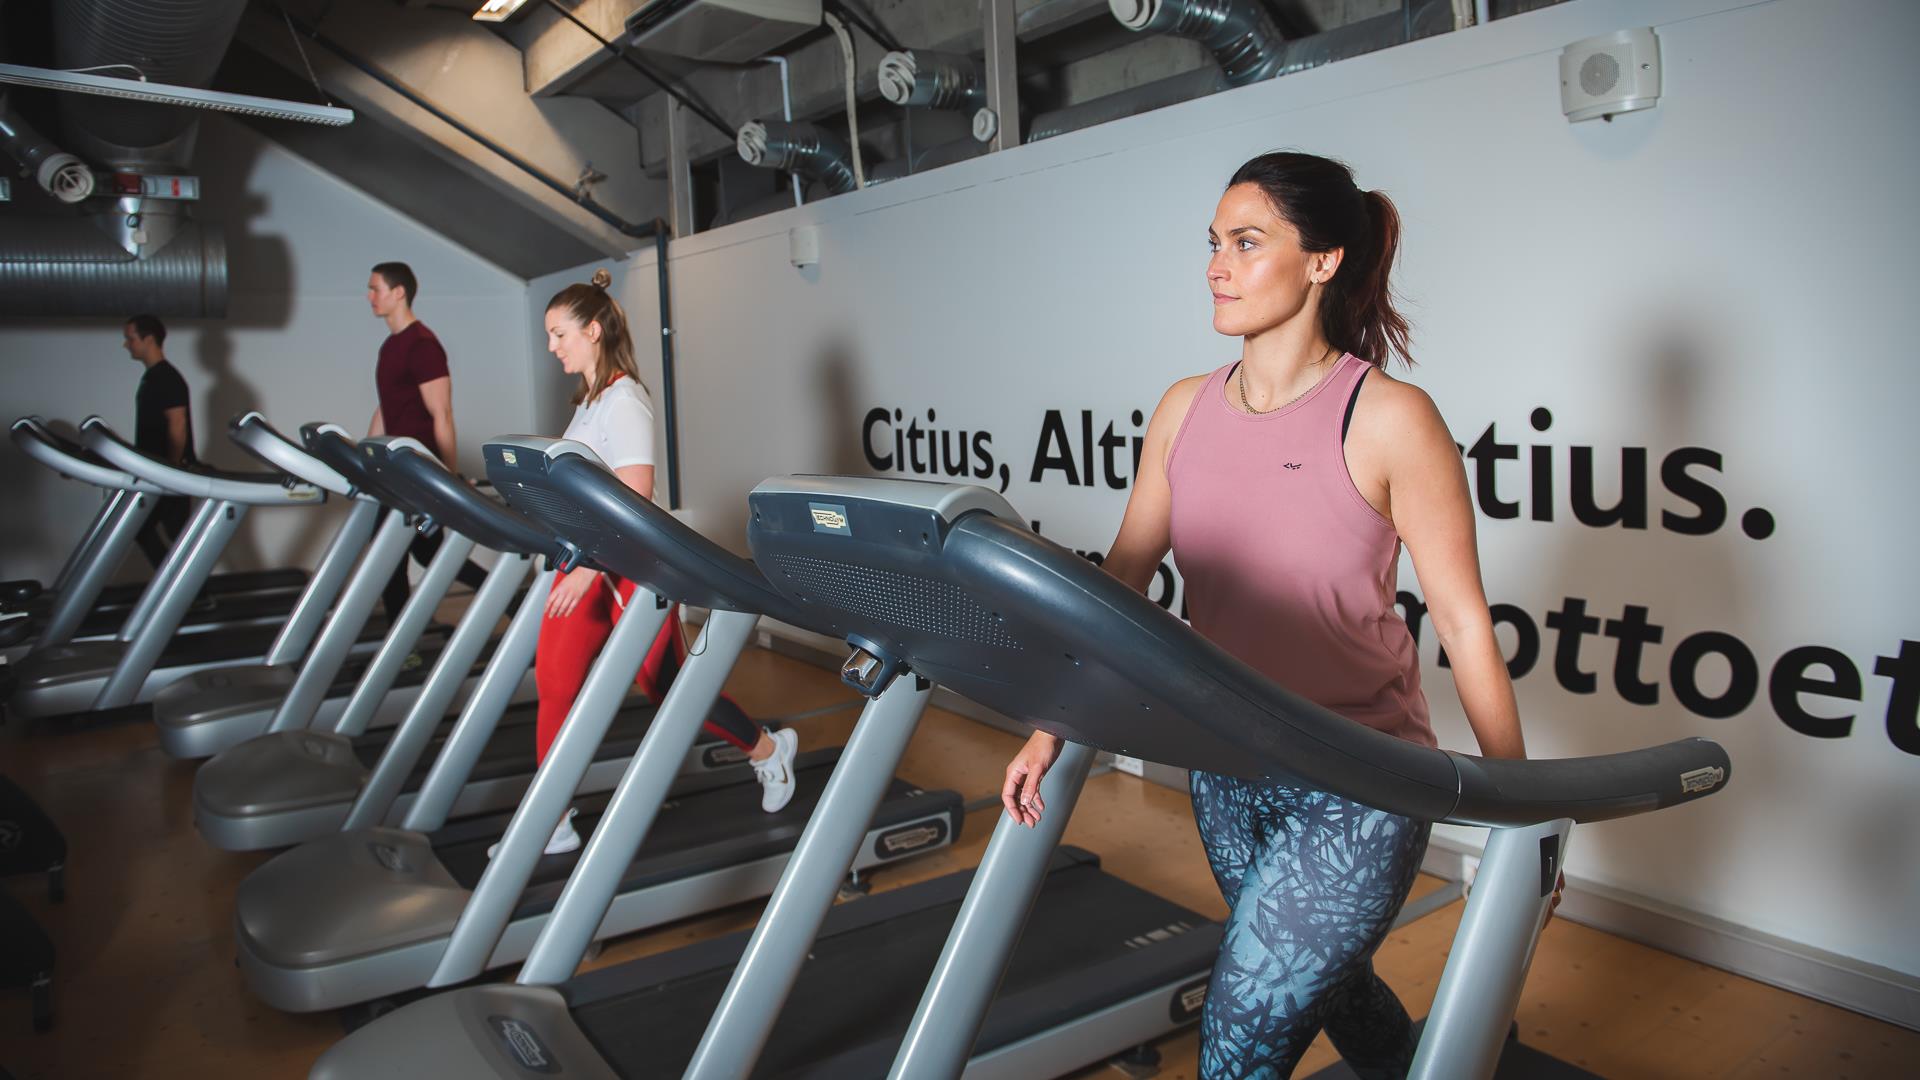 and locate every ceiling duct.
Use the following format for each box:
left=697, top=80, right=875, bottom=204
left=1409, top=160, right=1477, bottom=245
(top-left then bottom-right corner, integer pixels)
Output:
left=0, top=216, right=226, bottom=317
left=737, top=119, right=857, bottom=196
left=1109, top=0, right=1286, bottom=87
left=878, top=51, right=985, bottom=113
left=0, top=0, right=246, bottom=317
left=625, top=0, right=823, bottom=65
left=54, top=0, right=250, bottom=168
